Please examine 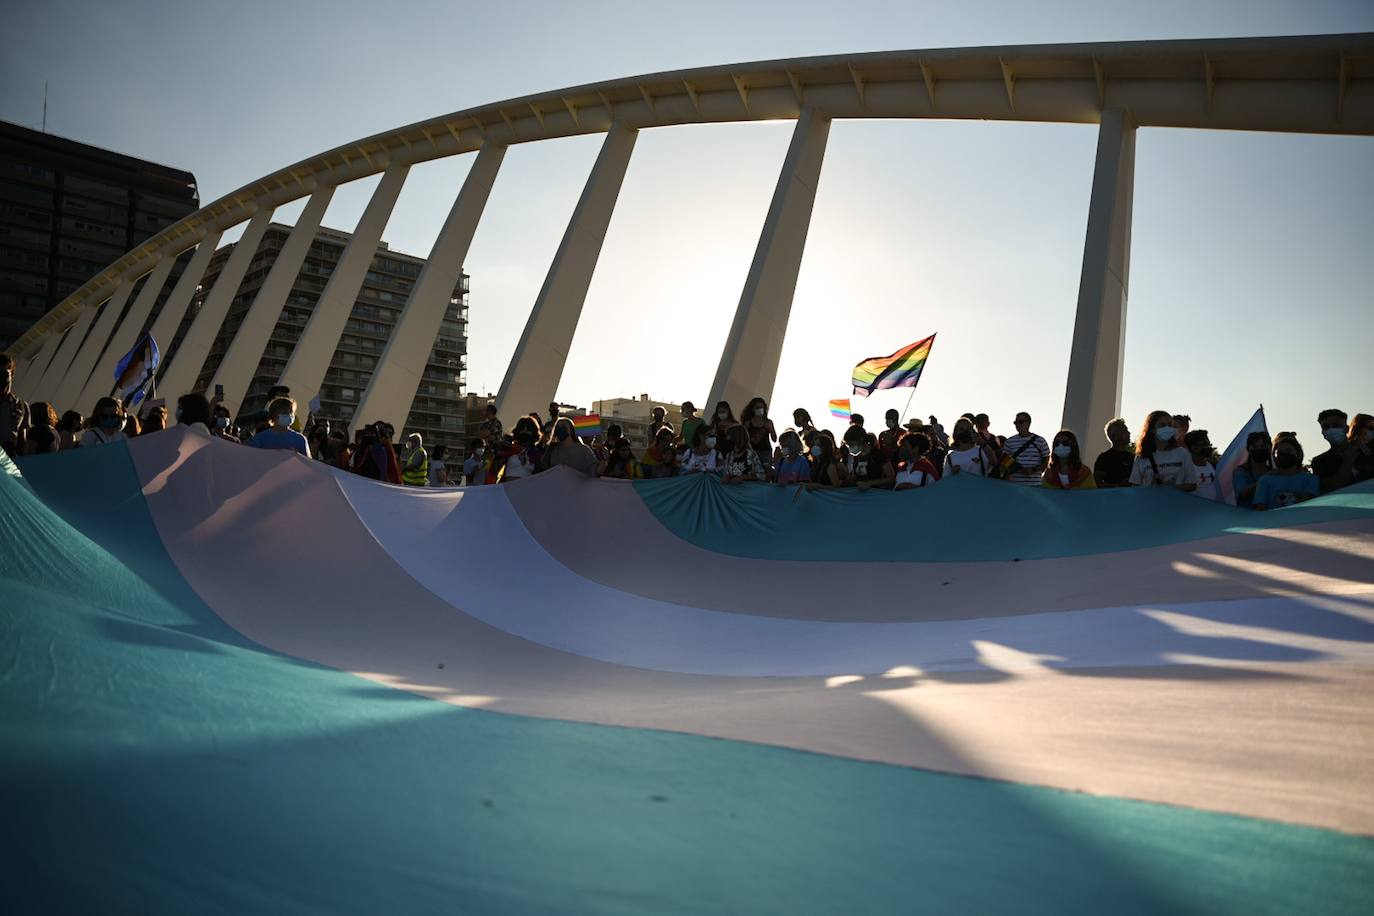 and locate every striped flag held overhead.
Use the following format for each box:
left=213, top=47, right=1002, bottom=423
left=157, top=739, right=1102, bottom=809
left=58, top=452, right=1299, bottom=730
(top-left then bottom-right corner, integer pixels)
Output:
left=828, top=399, right=851, bottom=420
left=851, top=333, right=936, bottom=397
